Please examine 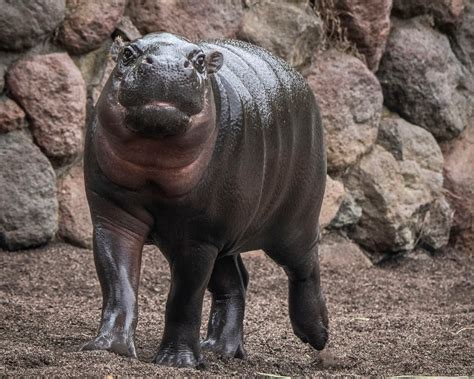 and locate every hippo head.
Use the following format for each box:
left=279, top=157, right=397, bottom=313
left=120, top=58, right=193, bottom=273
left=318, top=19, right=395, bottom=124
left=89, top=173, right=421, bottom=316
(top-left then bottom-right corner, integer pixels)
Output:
left=107, top=33, right=223, bottom=137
